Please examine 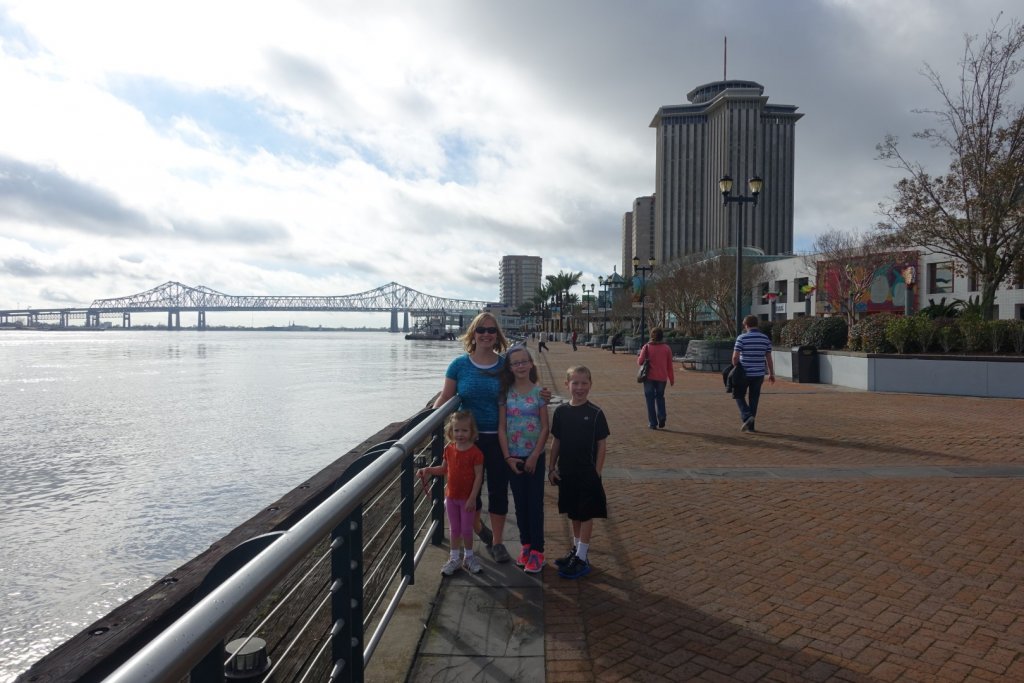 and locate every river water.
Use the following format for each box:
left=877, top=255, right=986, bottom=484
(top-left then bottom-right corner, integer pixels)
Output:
left=0, top=329, right=458, bottom=681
